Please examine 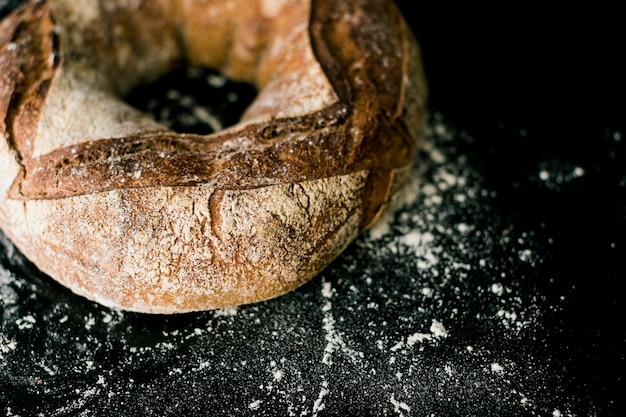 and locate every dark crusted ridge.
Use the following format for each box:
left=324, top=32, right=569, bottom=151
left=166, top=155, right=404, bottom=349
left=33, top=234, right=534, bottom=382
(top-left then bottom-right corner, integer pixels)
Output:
left=9, top=101, right=352, bottom=199
left=1, top=0, right=59, bottom=173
